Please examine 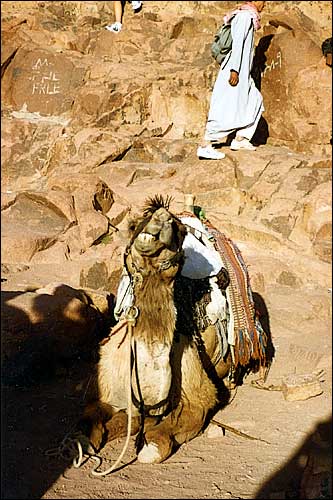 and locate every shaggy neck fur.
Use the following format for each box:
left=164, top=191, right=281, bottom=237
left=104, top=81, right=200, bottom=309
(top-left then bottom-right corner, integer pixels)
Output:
left=132, top=271, right=177, bottom=346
